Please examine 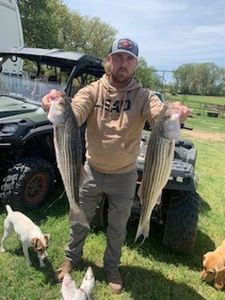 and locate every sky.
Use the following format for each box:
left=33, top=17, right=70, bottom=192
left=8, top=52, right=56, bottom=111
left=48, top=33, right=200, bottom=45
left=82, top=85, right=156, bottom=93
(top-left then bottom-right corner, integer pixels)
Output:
left=63, top=0, right=225, bottom=82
